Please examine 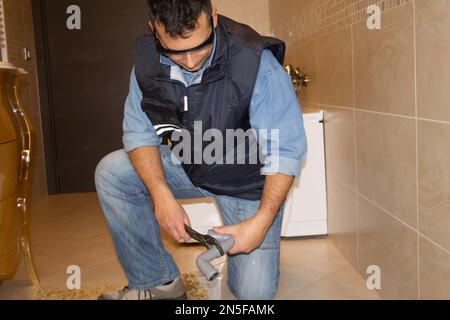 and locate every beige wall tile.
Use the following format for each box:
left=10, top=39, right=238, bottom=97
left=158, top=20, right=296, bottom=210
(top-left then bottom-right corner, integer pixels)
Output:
left=324, top=106, right=356, bottom=188
left=268, top=0, right=296, bottom=90
left=292, top=40, right=318, bottom=104
left=268, top=0, right=450, bottom=301
left=353, top=3, right=415, bottom=116
left=290, top=0, right=317, bottom=44
left=213, top=0, right=271, bottom=35
left=327, top=176, right=358, bottom=266
left=358, top=195, right=418, bottom=300
left=416, top=0, right=450, bottom=122
left=356, top=111, right=417, bottom=228
left=418, top=120, right=450, bottom=251
left=269, top=0, right=293, bottom=41
left=269, top=0, right=296, bottom=61
left=317, top=27, right=354, bottom=108
left=284, top=46, right=294, bottom=68
left=419, top=236, right=450, bottom=300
